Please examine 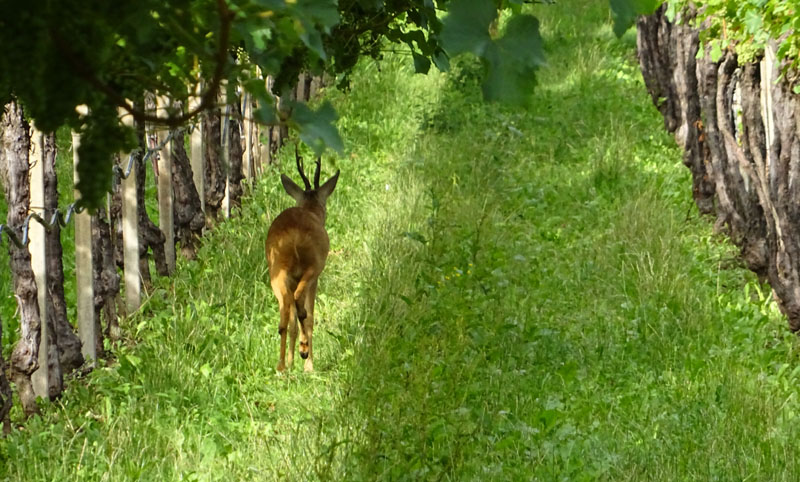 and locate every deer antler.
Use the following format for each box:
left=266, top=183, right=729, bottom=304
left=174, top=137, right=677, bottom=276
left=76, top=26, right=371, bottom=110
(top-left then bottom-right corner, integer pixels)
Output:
left=295, top=144, right=311, bottom=190
left=313, top=157, right=322, bottom=189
